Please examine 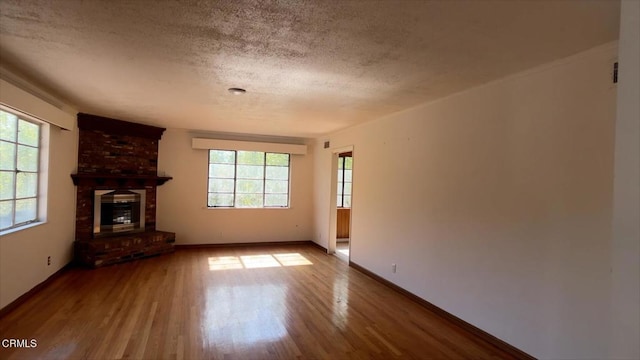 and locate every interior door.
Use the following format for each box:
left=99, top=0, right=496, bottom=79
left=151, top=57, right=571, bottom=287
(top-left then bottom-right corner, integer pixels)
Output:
left=336, top=152, right=352, bottom=239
